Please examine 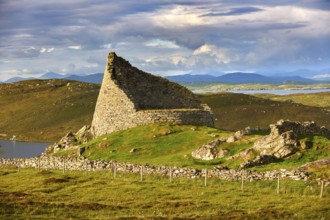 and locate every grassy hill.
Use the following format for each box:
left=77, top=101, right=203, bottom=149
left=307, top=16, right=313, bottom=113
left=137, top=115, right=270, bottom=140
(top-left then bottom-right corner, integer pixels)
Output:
left=200, top=92, right=330, bottom=131
left=0, top=79, right=99, bottom=141
left=0, top=79, right=330, bottom=141
left=51, top=123, right=330, bottom=173
left=253, top=92, right=330, bottom=108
